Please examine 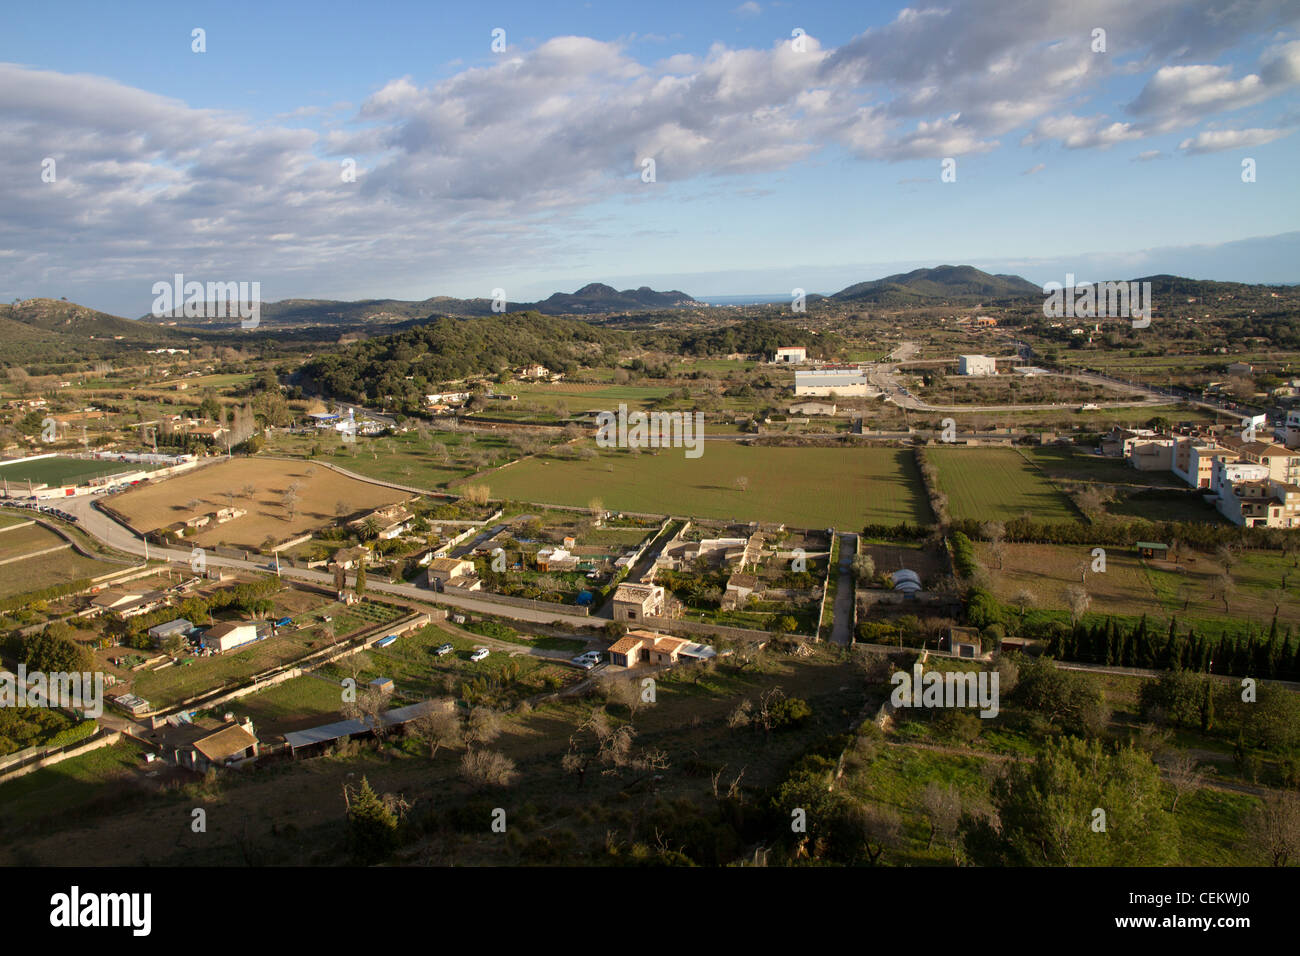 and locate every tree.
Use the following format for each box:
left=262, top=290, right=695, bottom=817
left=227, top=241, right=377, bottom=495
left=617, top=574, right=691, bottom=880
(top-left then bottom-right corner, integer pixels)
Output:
left=985, top=737, right=1175, bottom=866
left=464, top=706, right=502, bottom=747
left=354, top=562, right=367, bottom=596
left=1244, top=789, right=1300, bottom=867
left=733, top=475, right=750, bottom=493
left=459, top=749, right=518, bottom=789
left=1161, top=750, right=1202, bottom=812
left=1066, top=585, right=1091, bottom=626
left=343, top=776, right=406, bottom=864
left=850, top=553, right=875, bottom=581
left=921, top=781, right=963, bottom=853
